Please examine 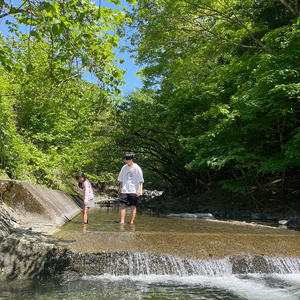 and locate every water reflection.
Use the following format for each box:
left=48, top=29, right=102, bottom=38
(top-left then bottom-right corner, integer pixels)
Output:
left=59, top=204, right=300, bottom=235
left=82, top=223, right=88, bottom=232
left=50, top=203, right=300, bottom=260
